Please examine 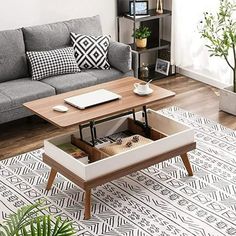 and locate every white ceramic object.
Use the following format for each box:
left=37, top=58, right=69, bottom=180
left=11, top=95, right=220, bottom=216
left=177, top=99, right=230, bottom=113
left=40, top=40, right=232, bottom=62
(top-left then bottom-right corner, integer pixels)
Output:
left=133, top=88, right=153, bottom=96
left=53, top=105, right=68, bottom=112
left=44, top=110, right=195, bottom=181
left=219, top=86, right=236, bottom=115
left=134, top=82, right=151, bottom=93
